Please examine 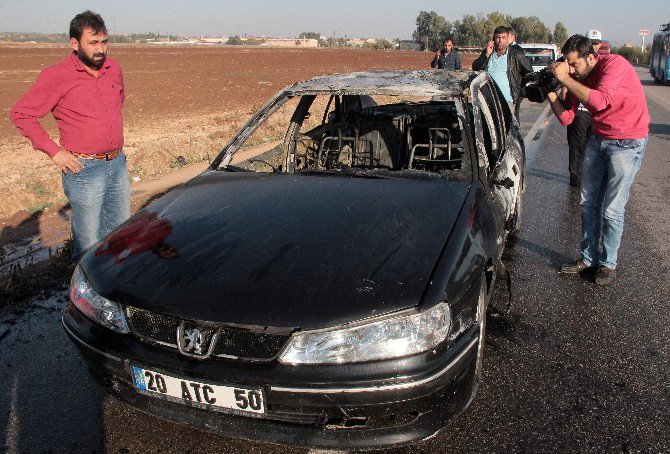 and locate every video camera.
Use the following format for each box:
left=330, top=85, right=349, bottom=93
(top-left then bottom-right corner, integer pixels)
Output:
left=524, top=57, right=564, bottom=103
